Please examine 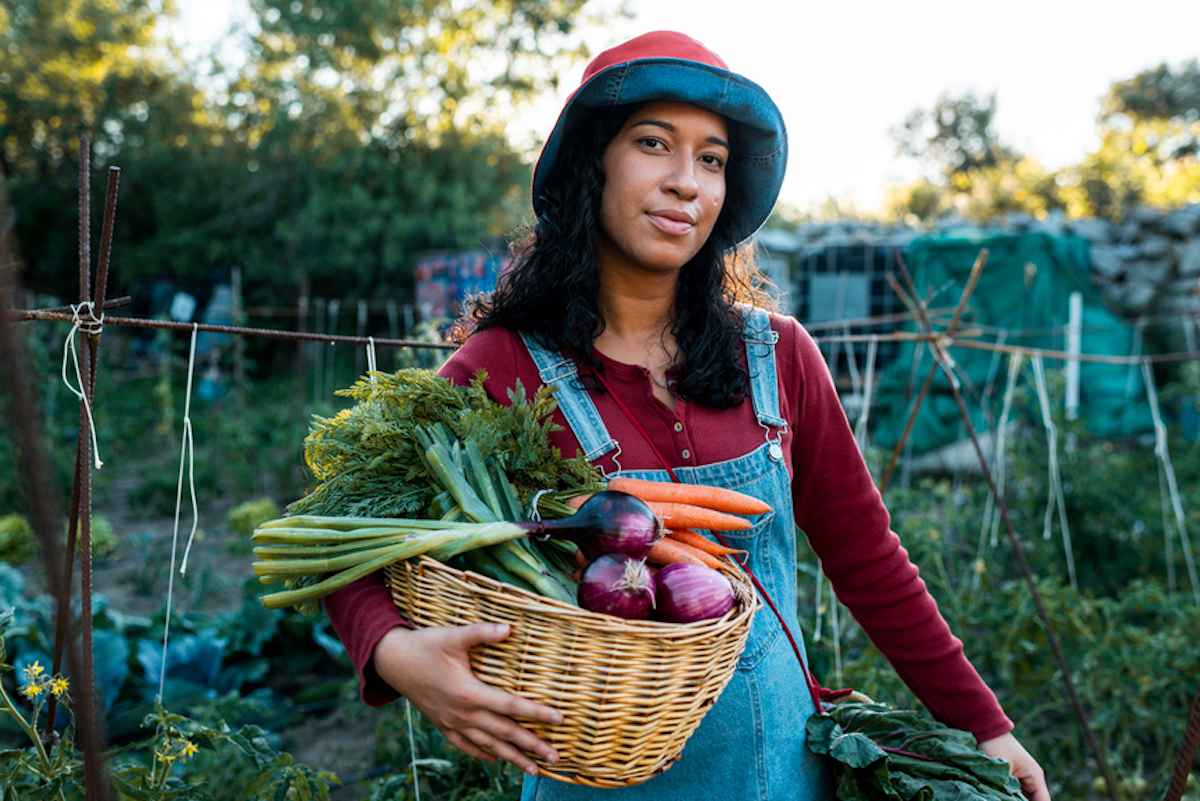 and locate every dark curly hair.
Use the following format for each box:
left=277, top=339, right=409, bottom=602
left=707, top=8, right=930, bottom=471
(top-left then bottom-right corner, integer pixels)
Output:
left=458, top=105, right=776, bottom=409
